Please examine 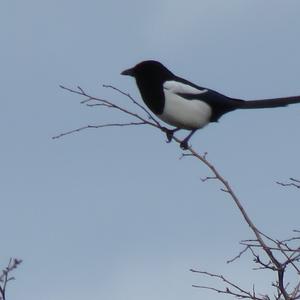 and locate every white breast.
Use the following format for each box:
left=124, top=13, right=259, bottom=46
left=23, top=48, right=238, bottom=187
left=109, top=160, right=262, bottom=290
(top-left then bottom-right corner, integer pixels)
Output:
left=159, top=89, right=212, bottom=130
